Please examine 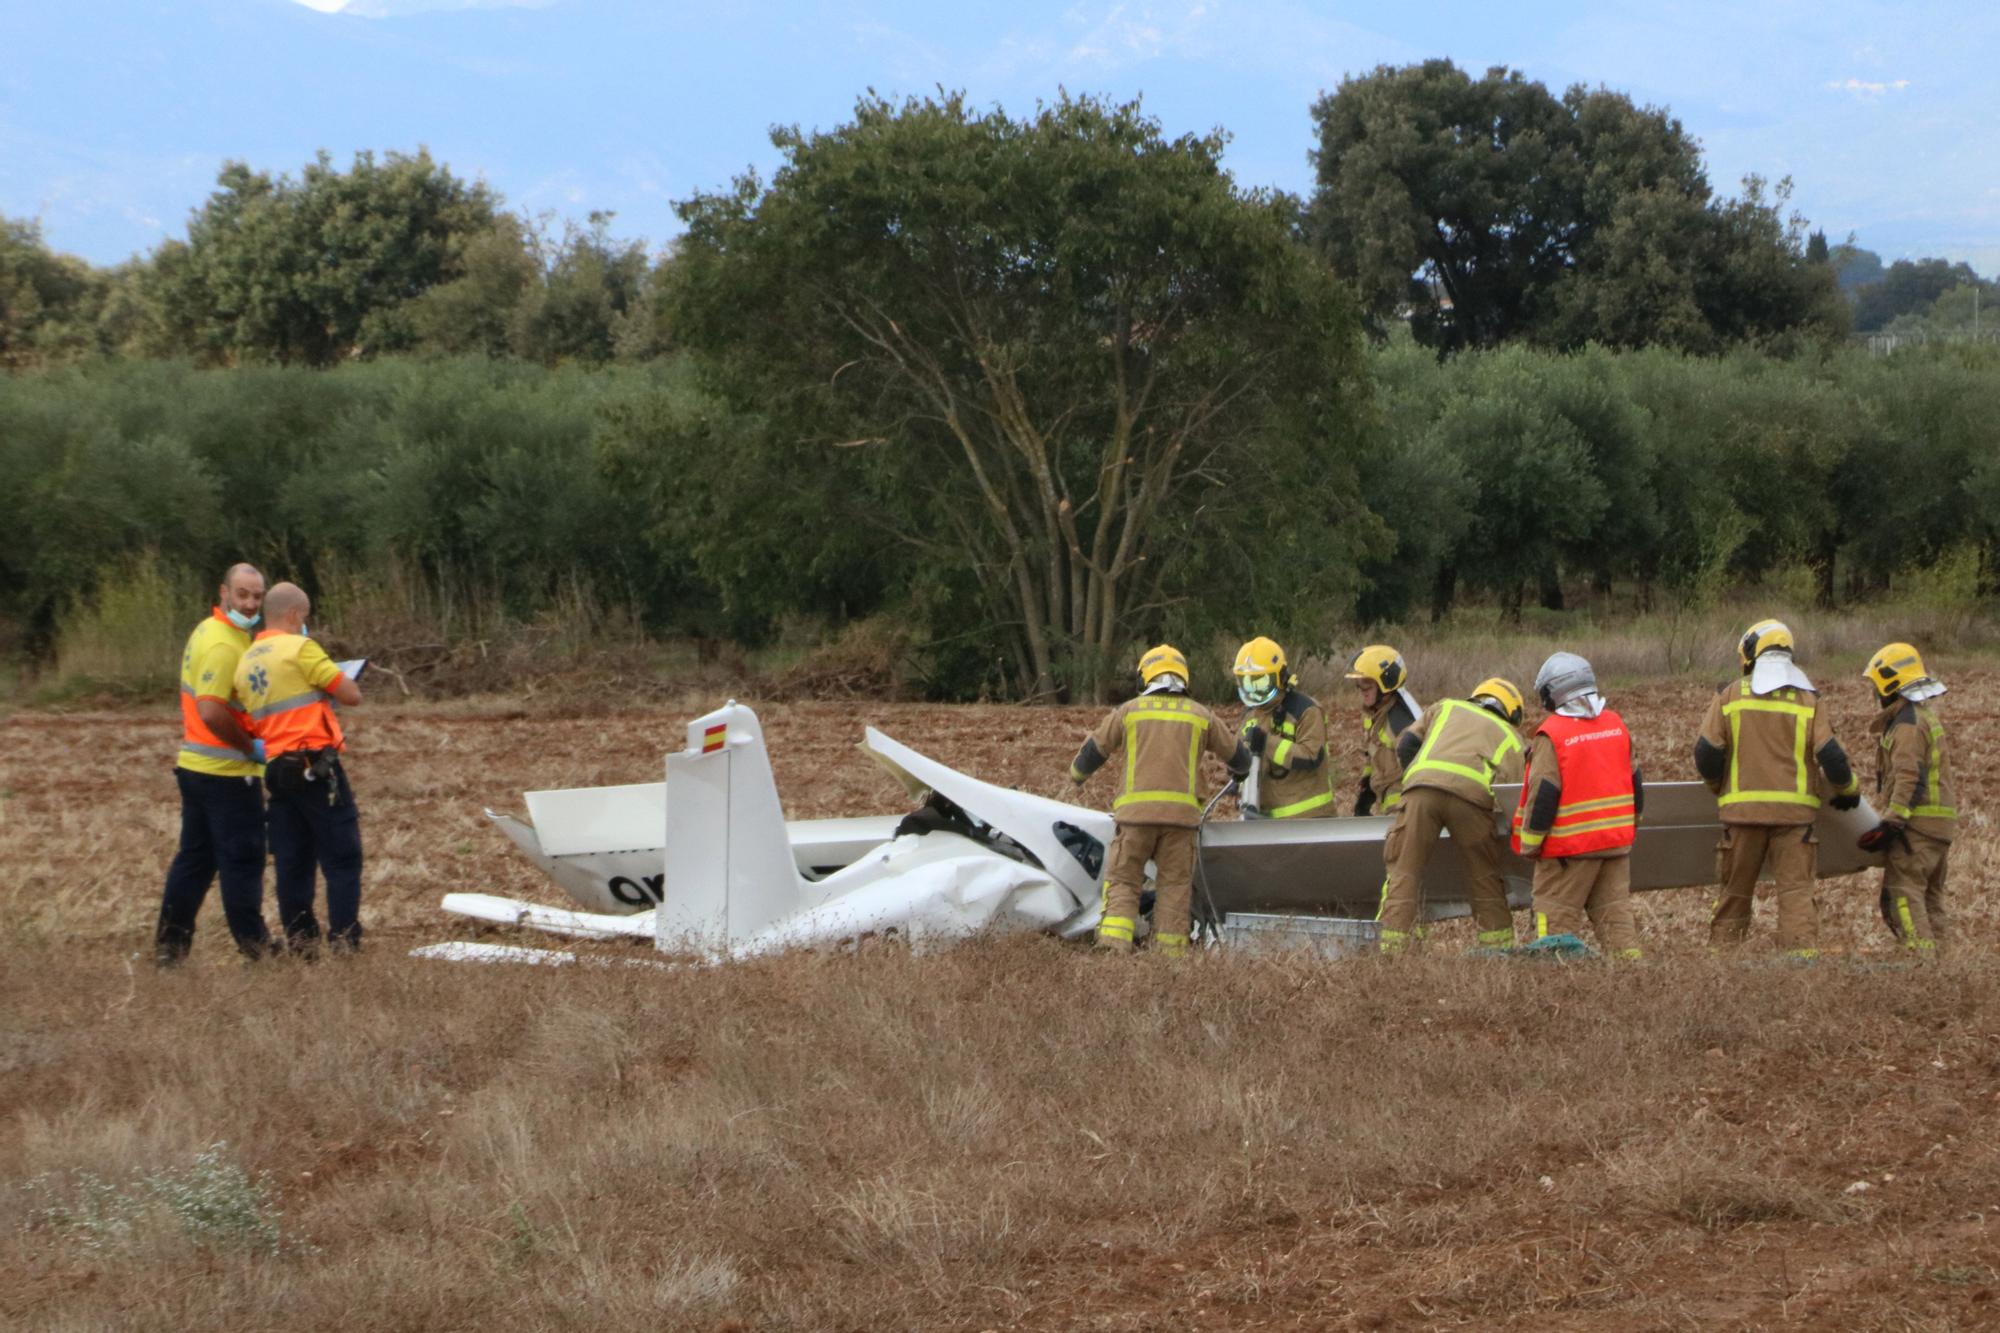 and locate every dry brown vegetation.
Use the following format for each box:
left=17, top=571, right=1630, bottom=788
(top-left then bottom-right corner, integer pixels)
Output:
left=4, top=663, right=2000, bottom=1328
